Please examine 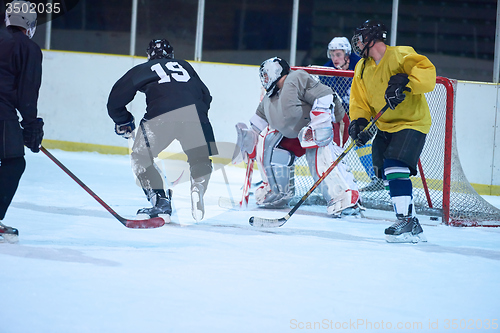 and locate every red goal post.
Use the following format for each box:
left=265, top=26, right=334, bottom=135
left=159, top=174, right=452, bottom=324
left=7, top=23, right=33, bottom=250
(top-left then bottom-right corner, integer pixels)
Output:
left=290, top=66, right=500, bottom=227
